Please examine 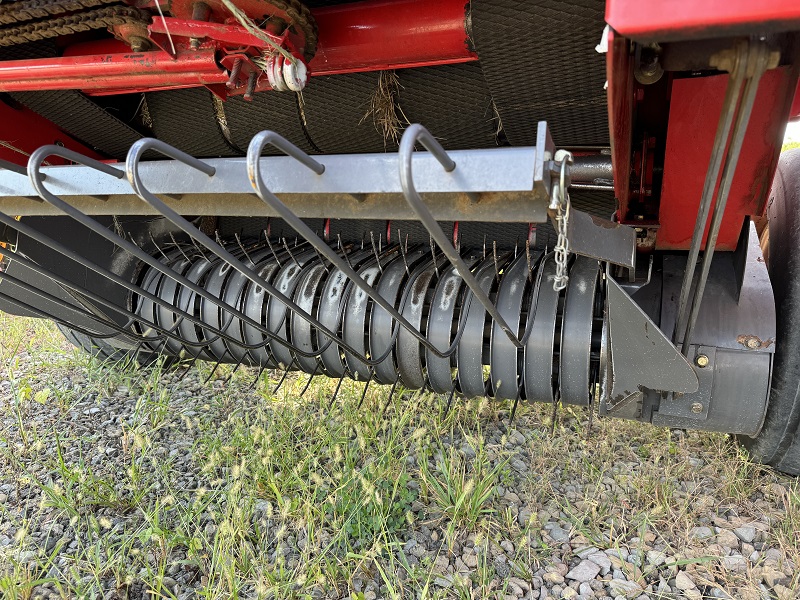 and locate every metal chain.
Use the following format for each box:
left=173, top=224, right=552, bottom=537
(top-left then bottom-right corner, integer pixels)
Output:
left=0, top=5, right=149, bottom=47
left=0, top=0, right=120, bottom=26
left=552, top=153, right=573, bottom=291
left=268, top=0, right=318, bottom=61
